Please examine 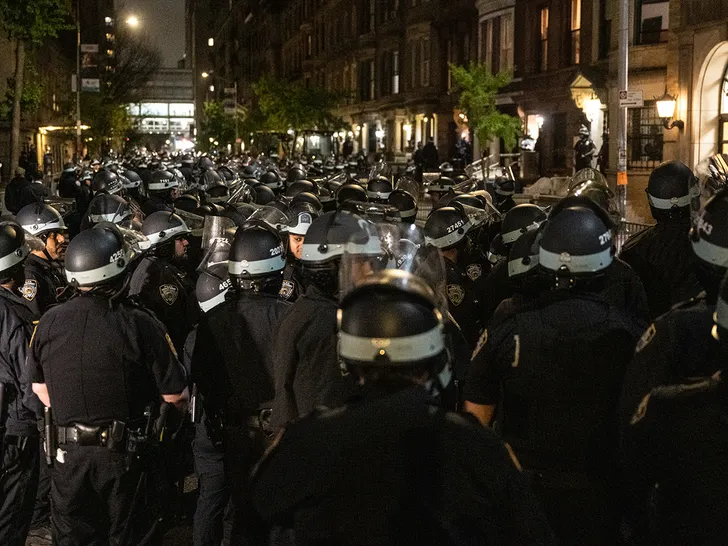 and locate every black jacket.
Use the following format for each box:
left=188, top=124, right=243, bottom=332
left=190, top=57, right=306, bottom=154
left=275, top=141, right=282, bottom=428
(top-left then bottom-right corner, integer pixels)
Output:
left=270, top=285, right=359, bottom=430
left=0, top=286, right=41, bottom=436
left=254, top=386, right=555, bottom=546
left=21, top=253, right=67, bottom=317
left=141, top=195, right=174, bottom=216
left=619, top=218, right=702, bottom=320
left=192, top=291, right=291, bottom=415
